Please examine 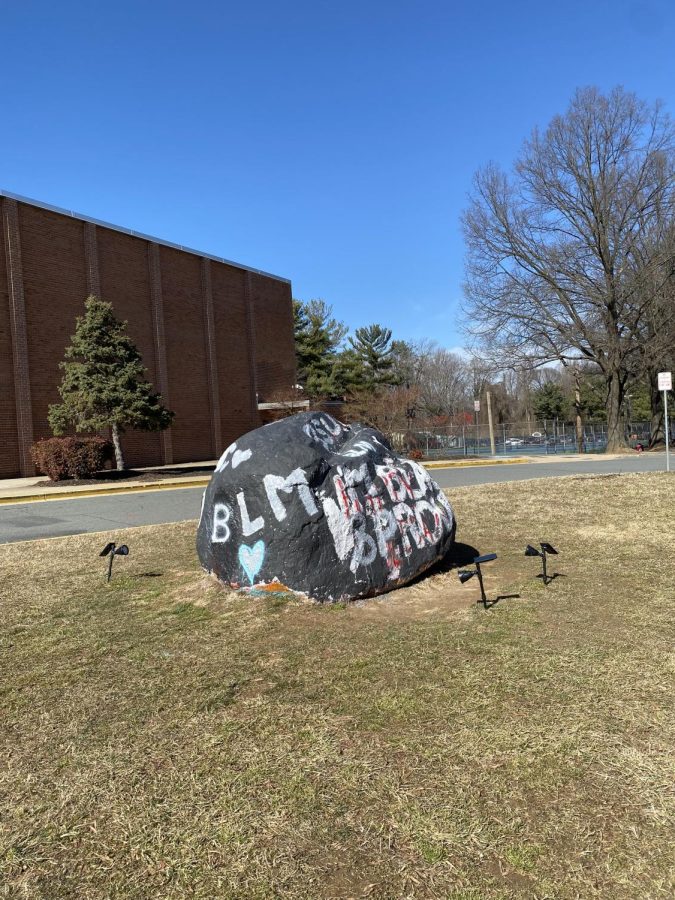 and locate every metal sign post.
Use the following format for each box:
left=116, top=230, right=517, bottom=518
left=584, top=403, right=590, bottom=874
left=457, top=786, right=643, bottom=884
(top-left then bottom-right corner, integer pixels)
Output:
left=658, top=372, right=672, bottom=472
left=667, top=388, right=670, bottom=473
left=658, top=372, right=672, bottom=470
